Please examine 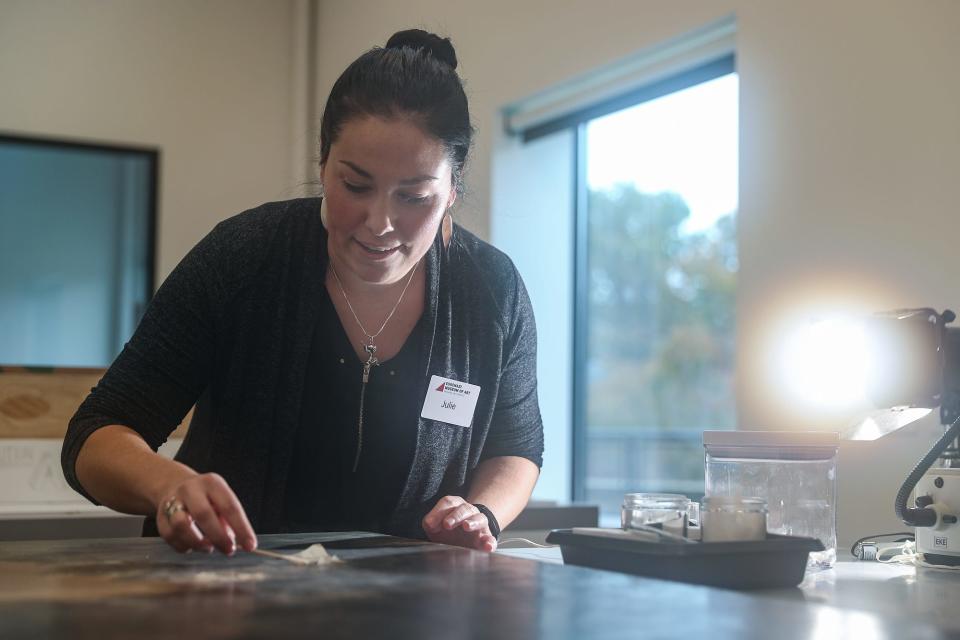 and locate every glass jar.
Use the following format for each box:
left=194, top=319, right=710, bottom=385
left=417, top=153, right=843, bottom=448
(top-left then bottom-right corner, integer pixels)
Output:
left=703, top=431, right=839, bottom=568
left=700, top=496, right=768, bottom=542
left=621, top=493, right=696, bottom=538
